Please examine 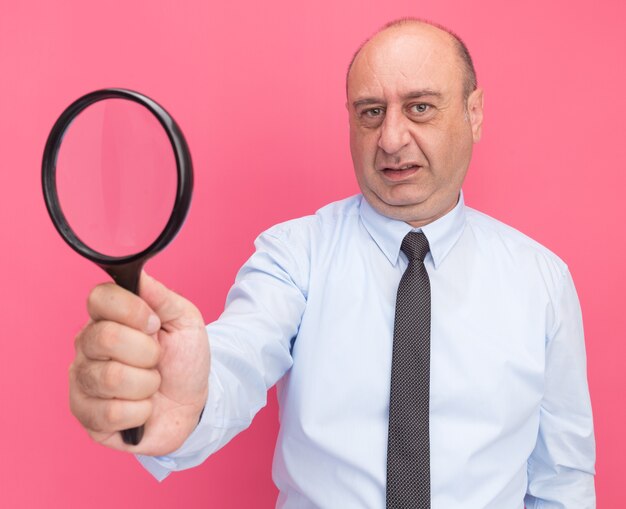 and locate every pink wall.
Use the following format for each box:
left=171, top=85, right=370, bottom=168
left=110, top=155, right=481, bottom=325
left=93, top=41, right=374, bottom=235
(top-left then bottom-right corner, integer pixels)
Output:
left=1, top=0, right=624, bottom=507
